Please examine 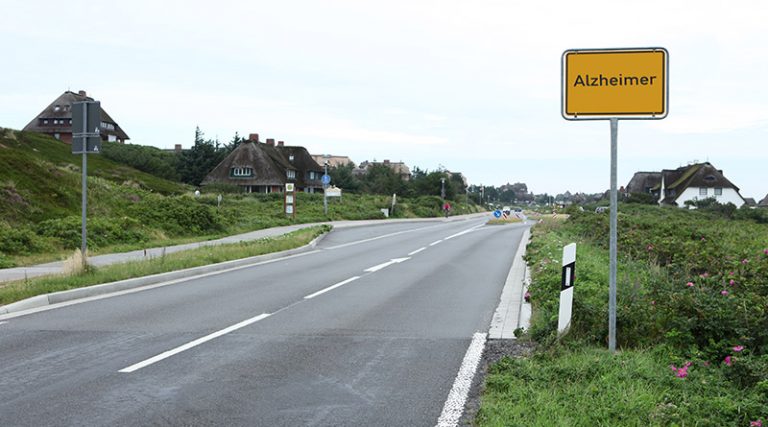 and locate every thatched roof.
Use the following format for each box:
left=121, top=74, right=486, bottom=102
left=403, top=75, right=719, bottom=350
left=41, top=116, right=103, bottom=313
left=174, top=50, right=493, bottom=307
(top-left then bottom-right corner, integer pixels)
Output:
left=23, top=90, right=129, bottom=141
left=202, top=141, right=287, bottom=186
left=759, top=194, right=768, bottom=207
left=626, top=172, right=661, bottom=195
left=655, top=162, right=742, bottom=205
left=202, top=140, right=324, bottom=189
